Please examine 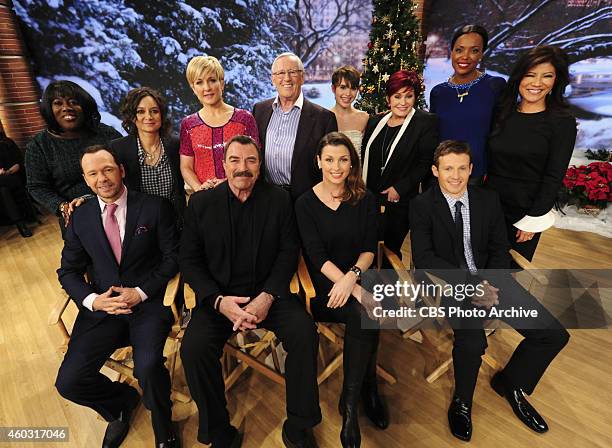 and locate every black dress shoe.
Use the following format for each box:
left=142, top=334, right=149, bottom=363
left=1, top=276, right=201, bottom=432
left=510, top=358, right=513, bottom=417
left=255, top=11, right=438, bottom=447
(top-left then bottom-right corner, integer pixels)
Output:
left=361, top=382, right=389, bottom=429
left=340, top=400, right=361, bottom=448
left=102, top=391, right=140, bottom=448
left=447, top=395, right=472, bottom=441
left=491, top=372, right=549, bottom=433
left=281, top=420, right=317, bottom=448
left=16, top=222, right=32, bottom=238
